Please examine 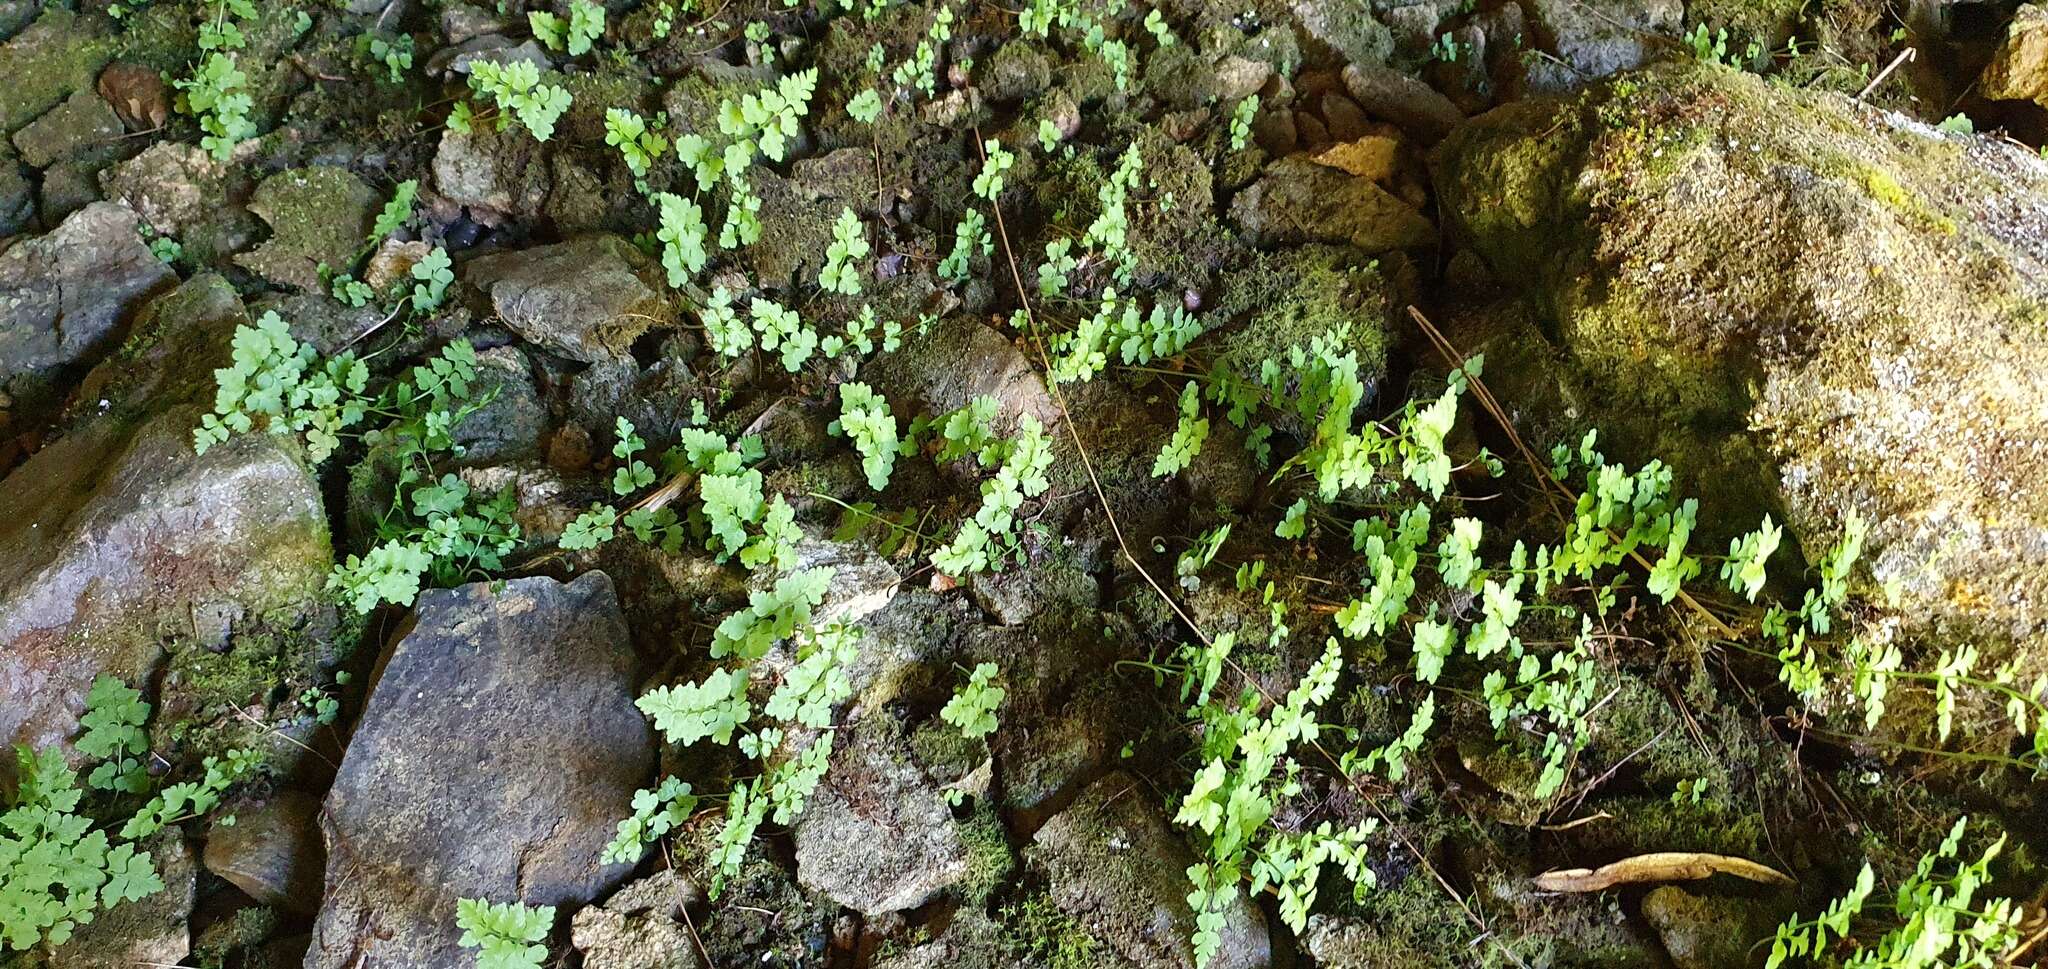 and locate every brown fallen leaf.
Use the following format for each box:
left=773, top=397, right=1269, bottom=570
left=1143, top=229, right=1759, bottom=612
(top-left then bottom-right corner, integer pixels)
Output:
left=98, top=62, right=169, bottom=132
left=1533, top=852, right=1794, bottom=893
